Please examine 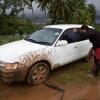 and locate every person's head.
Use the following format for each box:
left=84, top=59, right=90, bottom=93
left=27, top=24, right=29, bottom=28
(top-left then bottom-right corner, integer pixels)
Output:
left=80, top=25, right=89, bottom=33
left=72, top=28, right=78, bottom=32
left=77, top=25, right=90, bottom=38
